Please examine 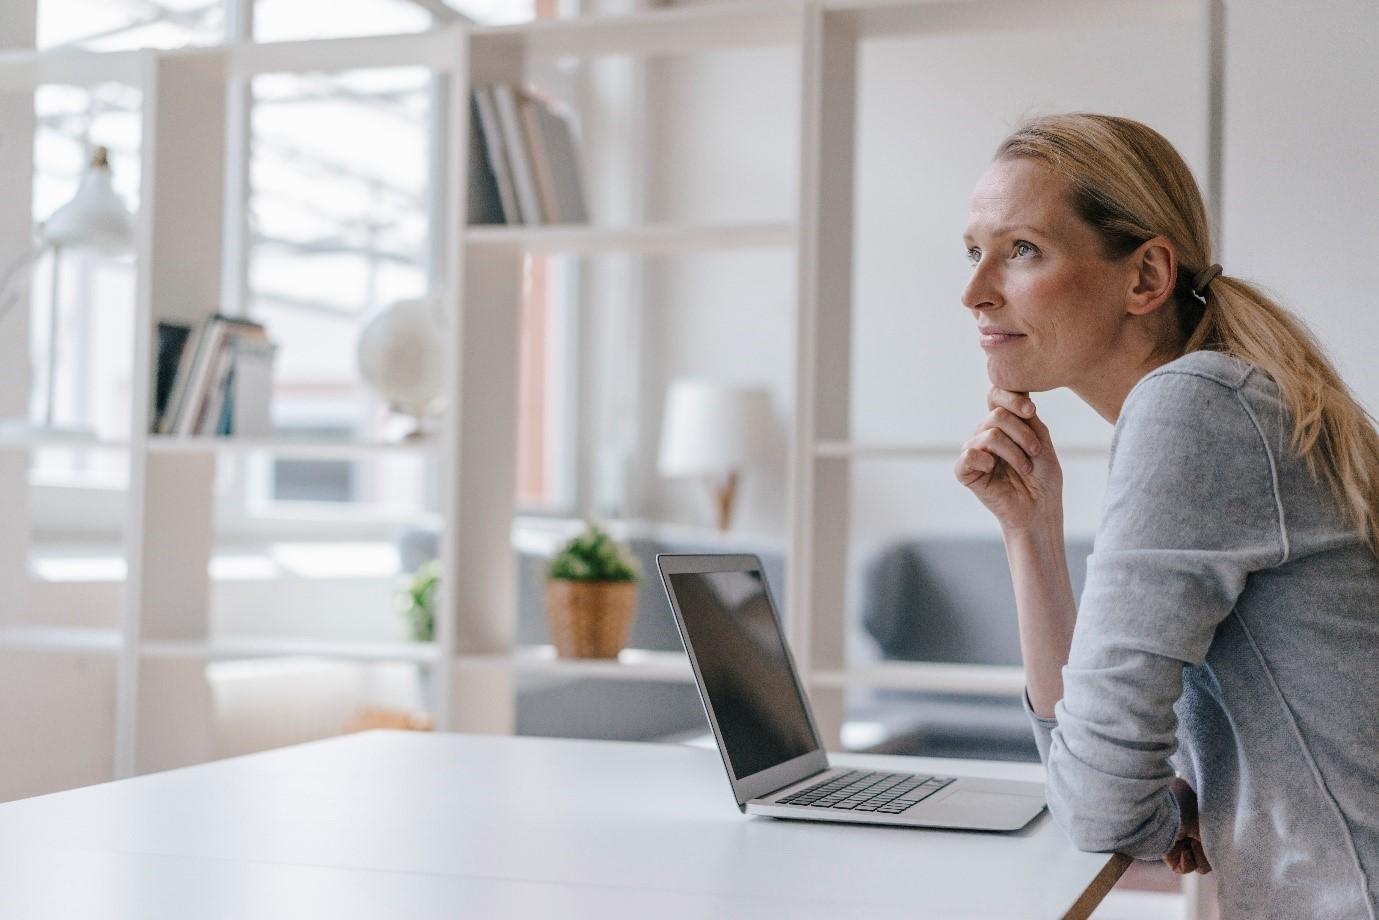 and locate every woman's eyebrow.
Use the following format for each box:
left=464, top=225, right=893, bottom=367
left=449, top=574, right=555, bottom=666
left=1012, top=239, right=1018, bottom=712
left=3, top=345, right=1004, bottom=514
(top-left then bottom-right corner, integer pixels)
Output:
left=963, top=223, right=1047, bottom=242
